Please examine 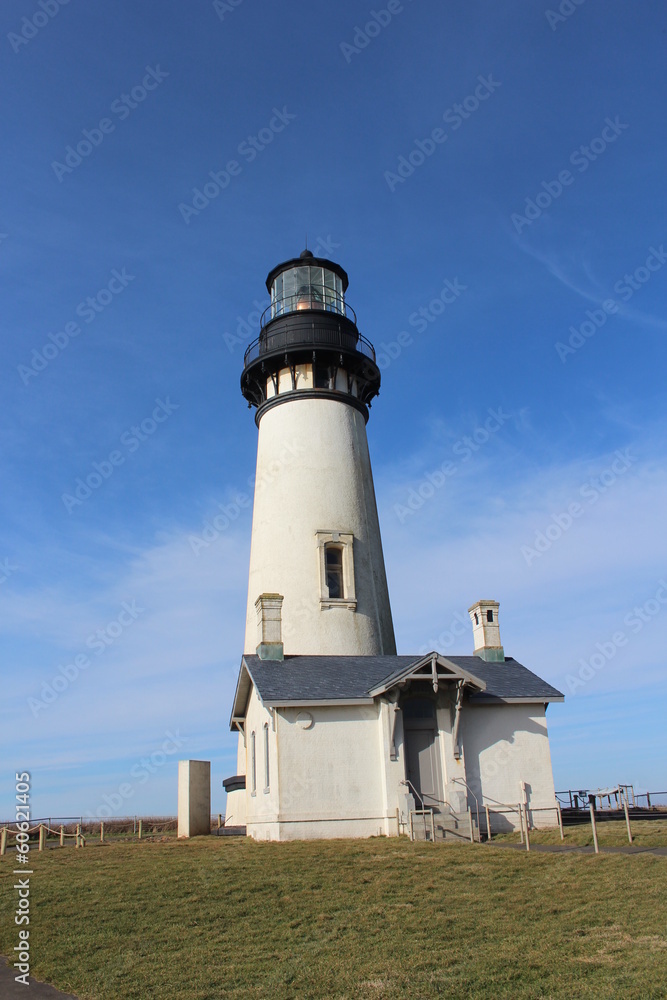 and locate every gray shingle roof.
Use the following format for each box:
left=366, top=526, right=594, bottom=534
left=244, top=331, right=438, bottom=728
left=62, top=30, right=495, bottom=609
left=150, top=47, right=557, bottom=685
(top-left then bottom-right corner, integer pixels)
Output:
left=445, top=656, right=564, bottom=702
left=234, top=653, right=563, bottom=720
